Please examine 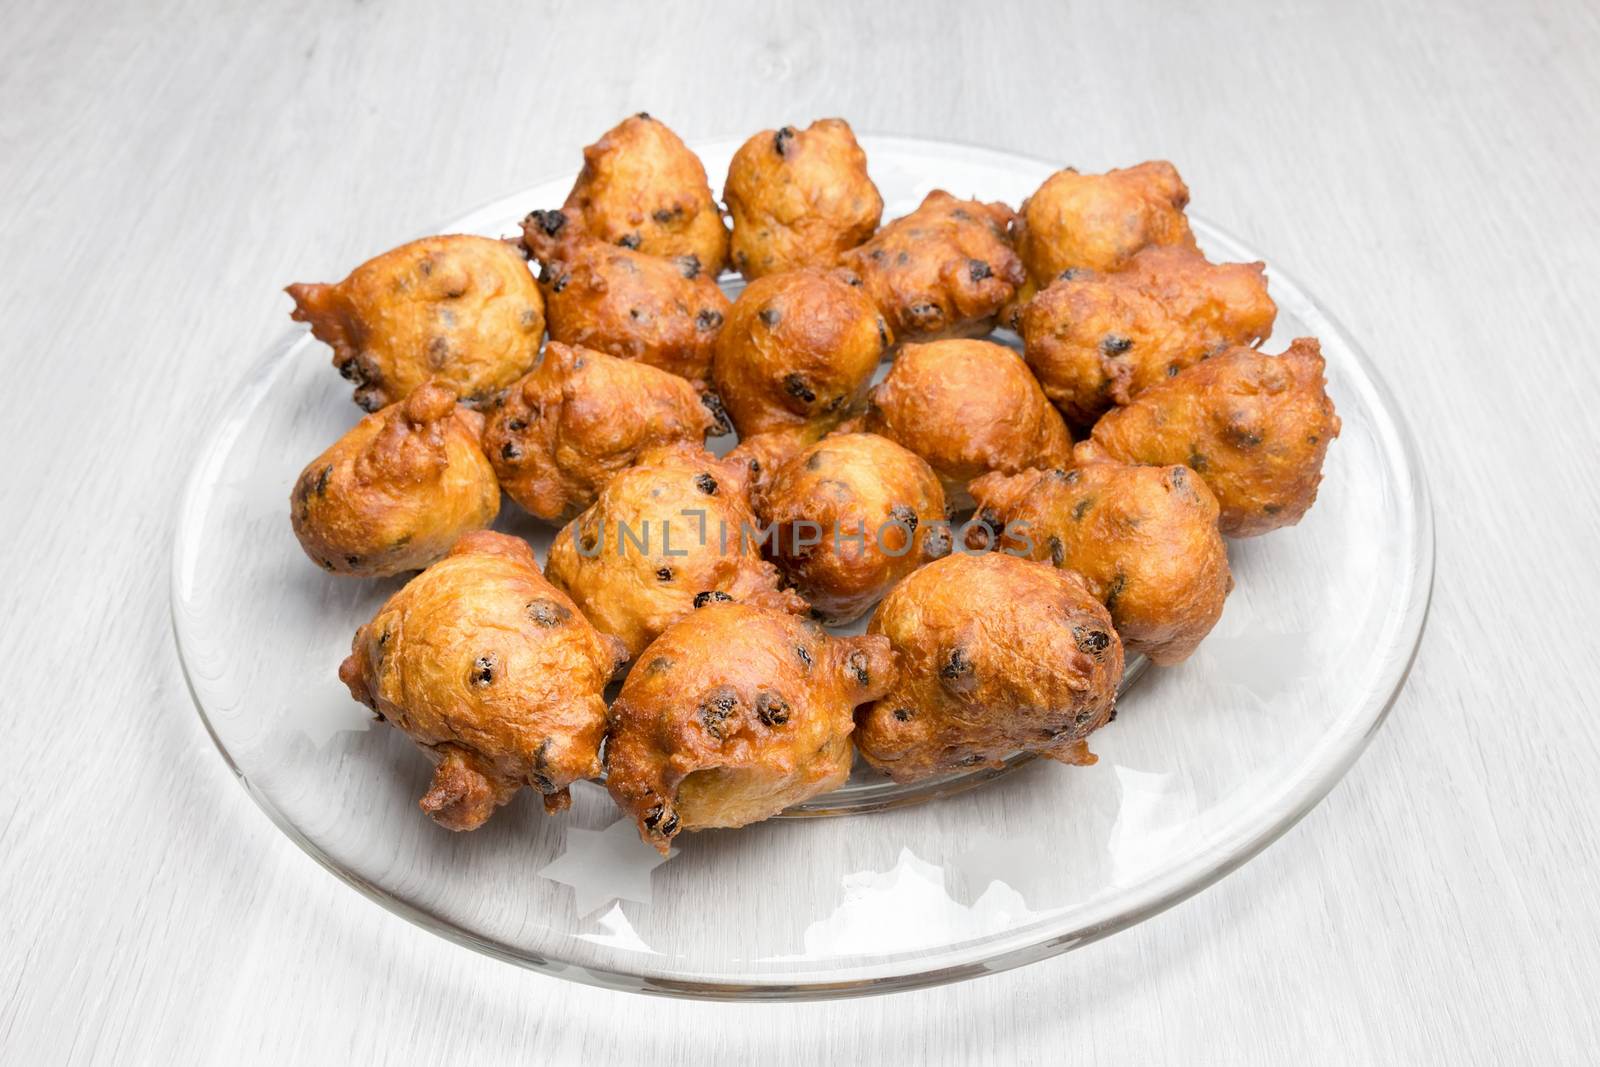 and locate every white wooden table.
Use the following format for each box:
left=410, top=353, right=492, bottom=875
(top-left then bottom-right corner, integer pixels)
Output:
left=3, top=0, right=1597, bottom=1061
